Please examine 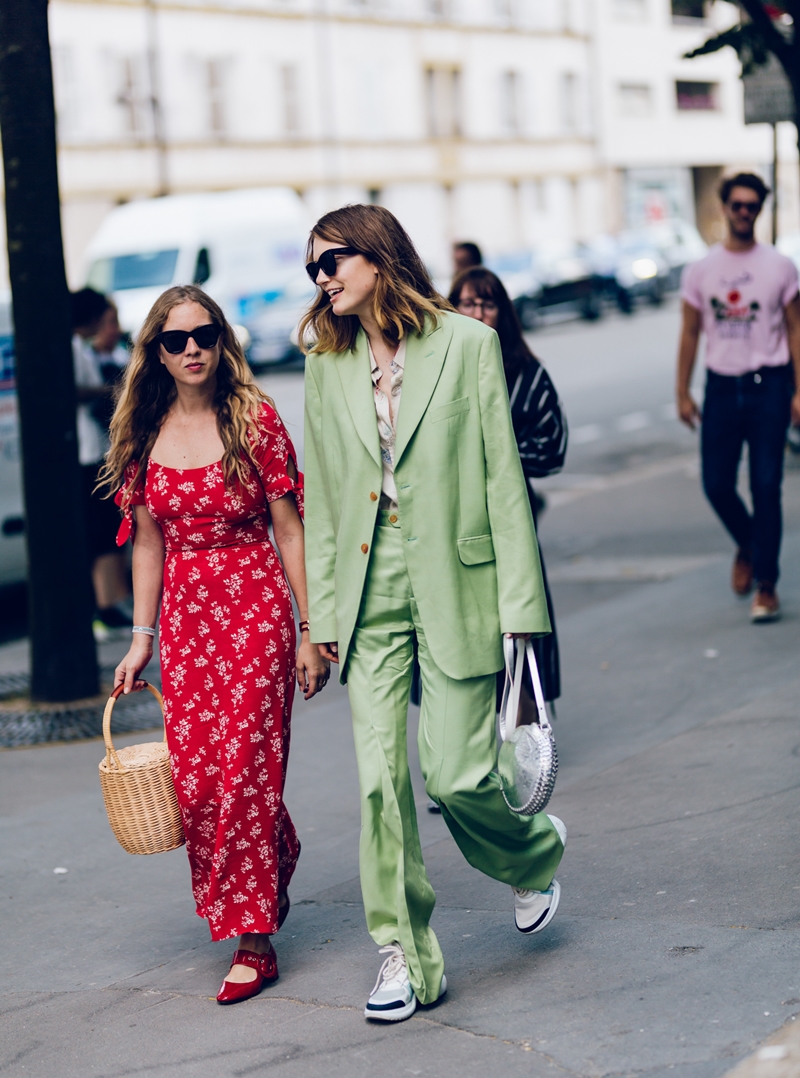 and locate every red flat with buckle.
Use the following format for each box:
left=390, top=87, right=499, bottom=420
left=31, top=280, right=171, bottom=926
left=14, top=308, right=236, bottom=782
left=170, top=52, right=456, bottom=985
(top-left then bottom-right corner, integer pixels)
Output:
left=216, top=944, right=279, bottom=1005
